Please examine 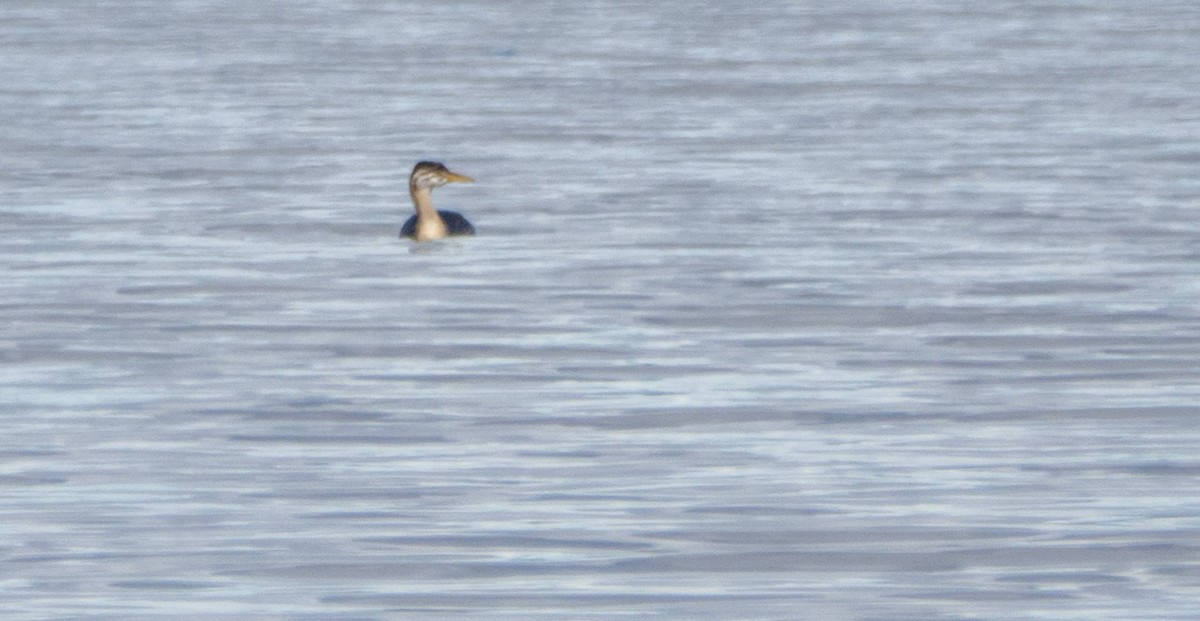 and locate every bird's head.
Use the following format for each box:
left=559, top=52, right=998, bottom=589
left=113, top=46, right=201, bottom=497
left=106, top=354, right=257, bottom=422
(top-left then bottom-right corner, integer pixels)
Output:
left=410, top=161, right=474, bottom=191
